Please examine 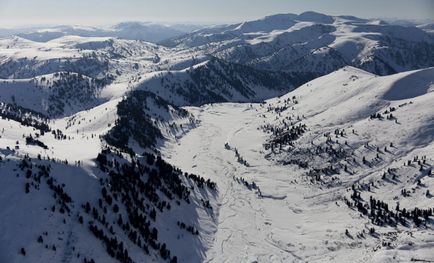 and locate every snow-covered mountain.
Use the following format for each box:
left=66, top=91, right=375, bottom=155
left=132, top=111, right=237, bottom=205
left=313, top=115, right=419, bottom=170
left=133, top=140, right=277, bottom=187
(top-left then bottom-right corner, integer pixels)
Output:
left=132, top=57, right=314, bottom=106
left=0, top=72, right=106, bottom=117
left=0, top=36, right=314, bottom=114
left=0, top=22, right=204, bottom=43
left=1, top=11, right=434, bottom=263
left=163, top=11, right=434, bottom=76
left=418, top=23, right=434, bottom=36
left=0, top=35, right=167, bottom=79
left=2, top=12, right=433, bottom=114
